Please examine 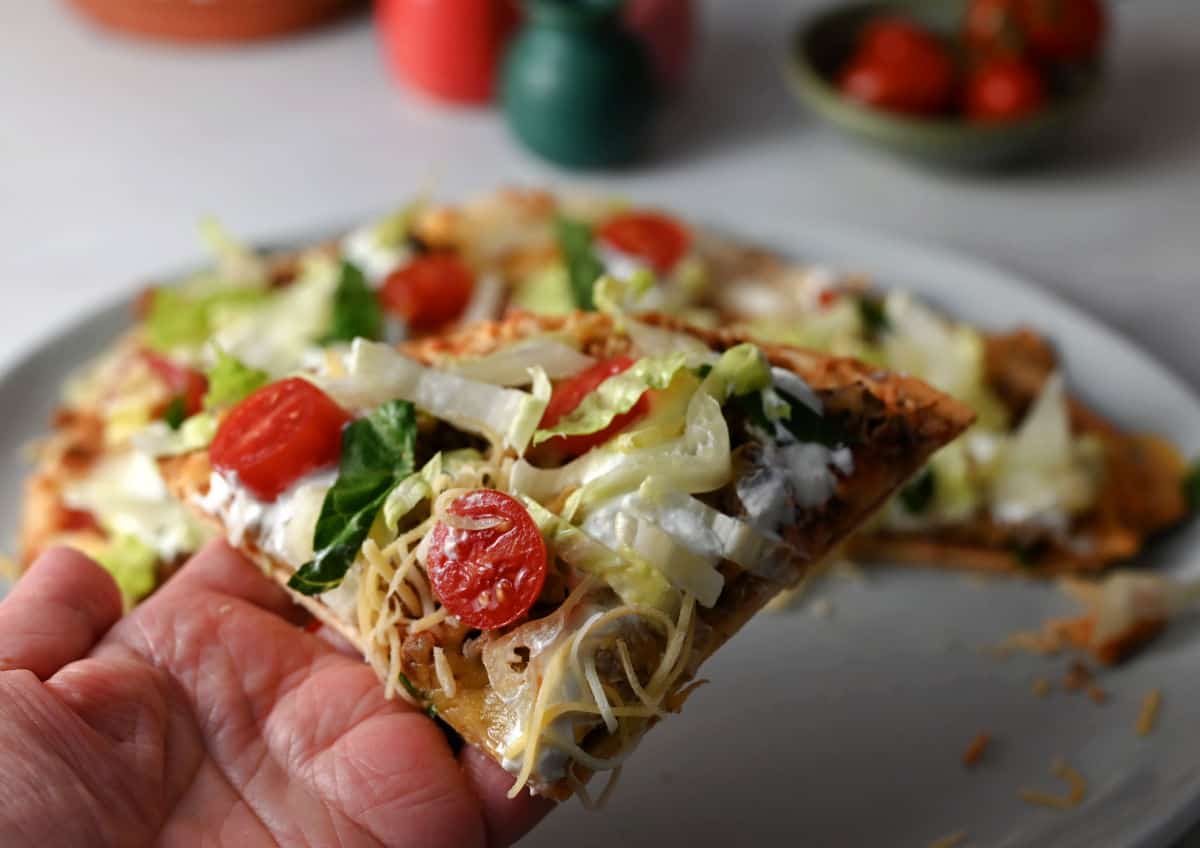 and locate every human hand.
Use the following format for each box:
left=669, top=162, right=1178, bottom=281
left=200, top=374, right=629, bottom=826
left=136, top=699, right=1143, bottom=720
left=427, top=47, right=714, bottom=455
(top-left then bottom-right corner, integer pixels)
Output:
left=0, top=541, right=552, bottom=847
